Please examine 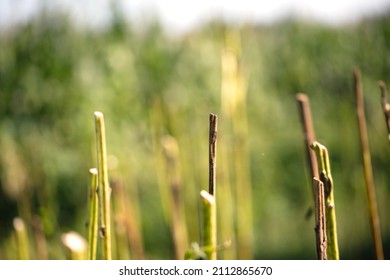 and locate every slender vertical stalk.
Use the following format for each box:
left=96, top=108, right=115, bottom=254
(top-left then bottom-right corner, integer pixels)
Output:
left=379, top=81, right=390, bottom=143
left=13, top=217, right=30, bottom=260
left=221, top=33, right=253, bottom=259
left=313, top=178, right=327, bottom=260
left=296, top=93, right=319, bottom=193
left=217, top=139, right=236, bottom=259
left=220, top=42, right=238, bottom=260
left=161, top=135, right=188, bottom=260
left=204, top=113, right=218, bottom=260
left=111, top=178, right=129, bottom=260
left=111, top=178, right=145, bottom=260
left=353, top=69, right=384, bottom=260
left=94, top=111, right=112, bottom=260
left=200, top=190, right=216, bottom=260
left=150, top=98, right=171, bottom=225
left=32, top=216, right=48, bottom=260
left=87, top=168, right=99, bottom=260
left=311, top=141, right=339, bottom=260
left=196, top=114, right=219, bottom=260
left=209, top=114, right=218, bottom=196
